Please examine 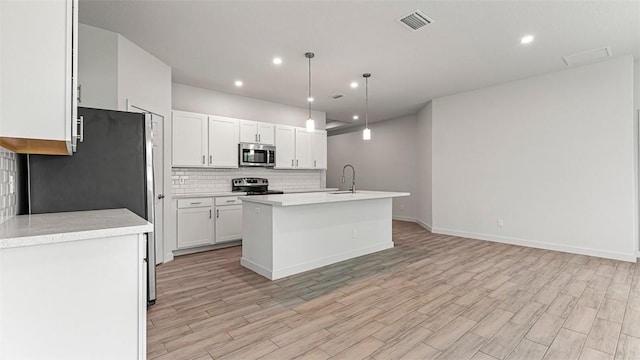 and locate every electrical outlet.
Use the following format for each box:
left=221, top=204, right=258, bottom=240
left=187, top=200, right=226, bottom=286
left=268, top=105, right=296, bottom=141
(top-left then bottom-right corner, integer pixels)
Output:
left=254, top=207, right=261, bottom=215
left=8, top=175, right=14, bottom=194
left=352, top=229, right=358, bottom=238
left=497, top=218, right=504, bottom=227
left=179, top=177, right=185, bottom=184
